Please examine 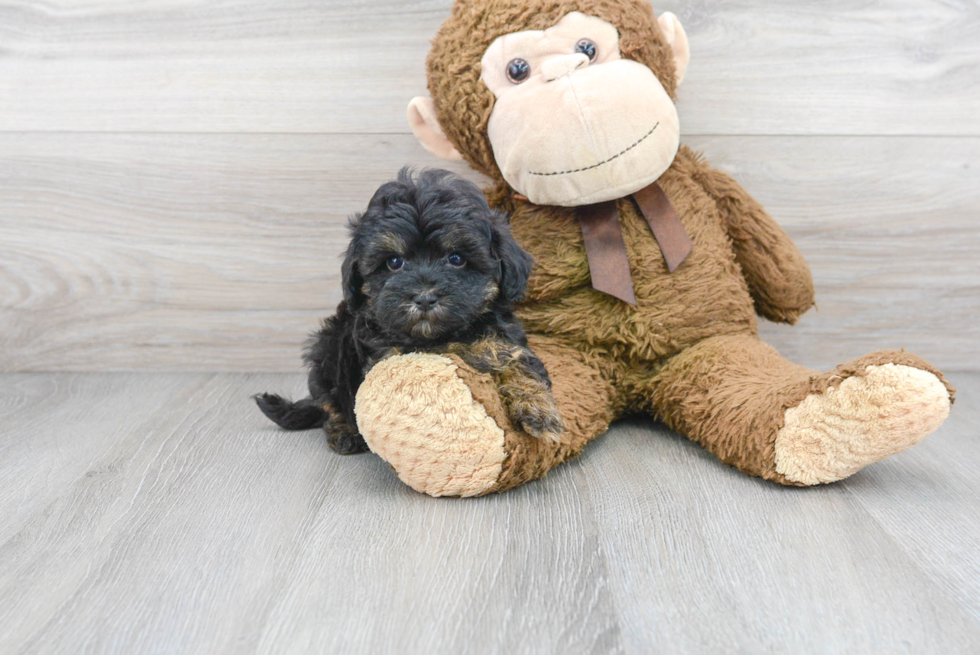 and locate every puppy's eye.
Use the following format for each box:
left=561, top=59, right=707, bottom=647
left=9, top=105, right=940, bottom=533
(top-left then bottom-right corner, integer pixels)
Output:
left=575, top=39, right=597, bottom=62
left=386, top=256, right=405, bottom=271
left=506, top=58, right=530, bottom=84
left=447, top=252, right=465, bottom=267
